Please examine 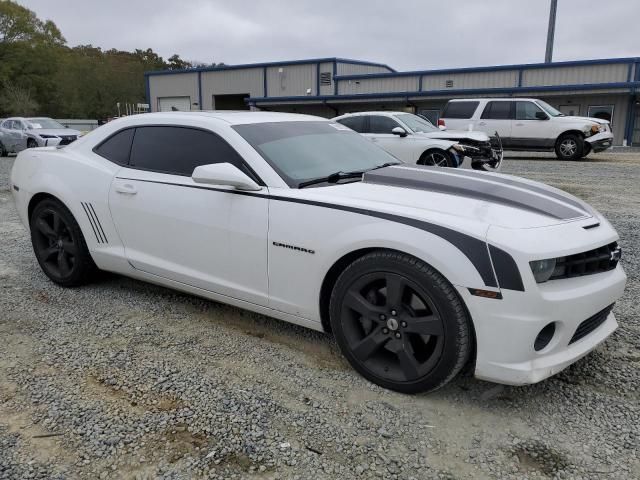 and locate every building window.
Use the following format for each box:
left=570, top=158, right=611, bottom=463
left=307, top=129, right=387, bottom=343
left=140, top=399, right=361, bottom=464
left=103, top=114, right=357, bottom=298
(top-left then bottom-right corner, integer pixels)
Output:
left=587, top=105, right=614, bottom=125
left=559, top=104, right=579, bottom=116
